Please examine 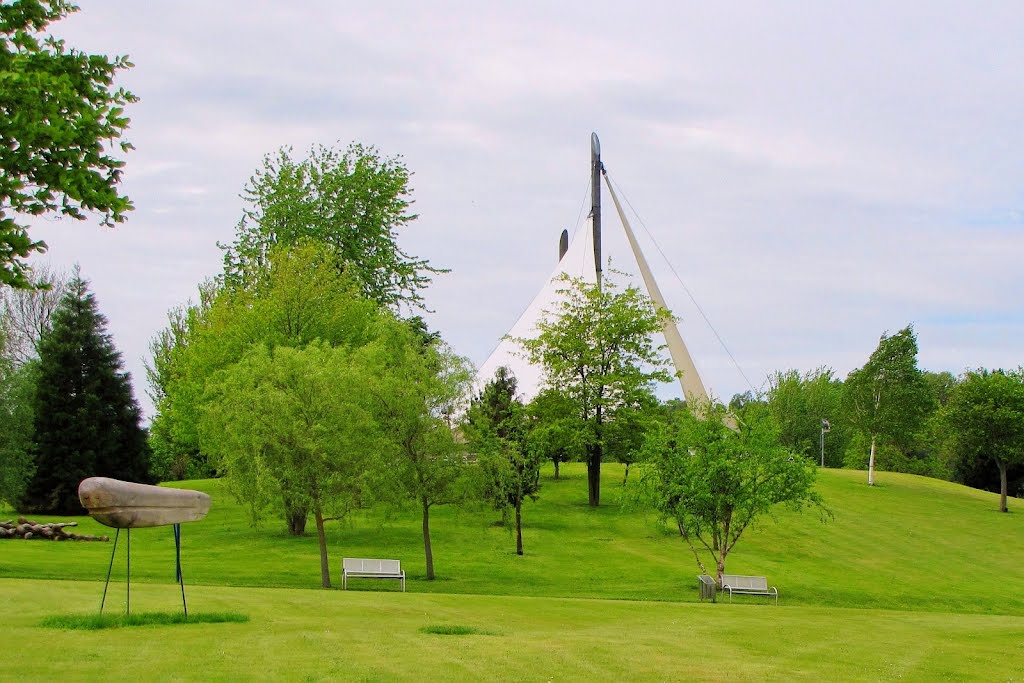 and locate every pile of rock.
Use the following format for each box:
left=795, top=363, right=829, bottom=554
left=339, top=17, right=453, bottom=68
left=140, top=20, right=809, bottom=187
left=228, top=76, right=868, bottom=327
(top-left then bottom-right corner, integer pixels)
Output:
left=0, top=517, right=109, bottom=541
